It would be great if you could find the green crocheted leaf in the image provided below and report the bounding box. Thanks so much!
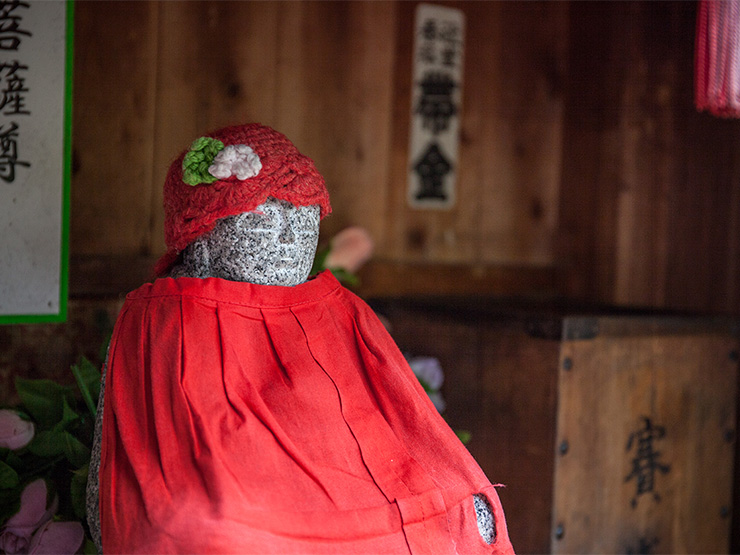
[182,137,225,186]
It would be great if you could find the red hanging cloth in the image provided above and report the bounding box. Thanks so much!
[696,0,740,117]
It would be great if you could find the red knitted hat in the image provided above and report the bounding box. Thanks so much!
[155,123,331,277]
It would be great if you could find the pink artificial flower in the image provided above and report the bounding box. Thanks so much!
[0,479,83,555]
[27,521,84,555]
[0,409,34,450]
[324,227,374,273]
[0,480,57,554]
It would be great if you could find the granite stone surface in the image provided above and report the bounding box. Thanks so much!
[474,492,495,544]
[170,198,320,285]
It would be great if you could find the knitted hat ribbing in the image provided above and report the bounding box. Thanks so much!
[155,123,331,277]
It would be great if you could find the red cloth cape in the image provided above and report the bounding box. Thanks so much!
[99,271,514,554]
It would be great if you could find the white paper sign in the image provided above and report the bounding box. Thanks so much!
[407,3,465,210]
[0,0,72,323]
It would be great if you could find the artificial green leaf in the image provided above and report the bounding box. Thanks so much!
[79,356,101,404]
[329,267,359,286]
[52,396,80,433]
[82,538,97,555]
[0,459,19,490]
[416,376,433,394]
[28,430,67,458]
[182,137,224,185]
[13,409,32,422]
[74,357,100,395]
[64,433,90,468]
[0,460,19,491]
[99,336,111,364]
[71,356,100,417]
[70,464,88,520]
[29,429,90,468]
[15,378,70,430]
[310,245,330,275]
[4,450,23,470]
[455,429,472,445]
[0,487,21,522]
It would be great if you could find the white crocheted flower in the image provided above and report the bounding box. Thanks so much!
[209,144,262,180]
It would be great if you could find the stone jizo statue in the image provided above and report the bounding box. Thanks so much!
[87,123,513,554]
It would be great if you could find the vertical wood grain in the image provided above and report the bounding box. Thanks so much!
[280,2,397,246]
[148,1,284,257]
[71,1,159,256]
[559,1,740,313]
[67,1,740,311]
[474,2,567,267]
[479,325,559,554]
[312,2,397,246]
[558,1,633,304]
[146,2,397,260]
[552,322,736,553]
[385,1,567,266]
[611,2,674,306]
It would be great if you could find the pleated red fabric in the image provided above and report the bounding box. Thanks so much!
[99,271,514,554]
[695,0,740,117]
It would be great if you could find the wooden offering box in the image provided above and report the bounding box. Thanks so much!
[370,298,738,554]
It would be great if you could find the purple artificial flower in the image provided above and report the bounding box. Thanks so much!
[0,409,35,450]
[408,356,444,391]
[427,391,447,414]
[0,479,83,555]
[407,356,447,413]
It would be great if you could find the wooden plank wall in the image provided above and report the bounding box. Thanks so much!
[382,3,567,264]
[71,0,398,281]
[5,1,740,548]
[69,0,566,299]
[69,1,740,313]
[11,0,740,409]
[6,3,740,403]
[559,1,740,314]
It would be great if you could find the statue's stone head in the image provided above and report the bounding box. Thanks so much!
[172,198,320,286]
[156,123,331,285]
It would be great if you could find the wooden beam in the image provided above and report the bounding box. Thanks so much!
[356,259,563,298]
[70,255,157,298]
[70,254,562,300]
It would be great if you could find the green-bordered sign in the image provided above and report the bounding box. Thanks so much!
[0,0,73,324]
